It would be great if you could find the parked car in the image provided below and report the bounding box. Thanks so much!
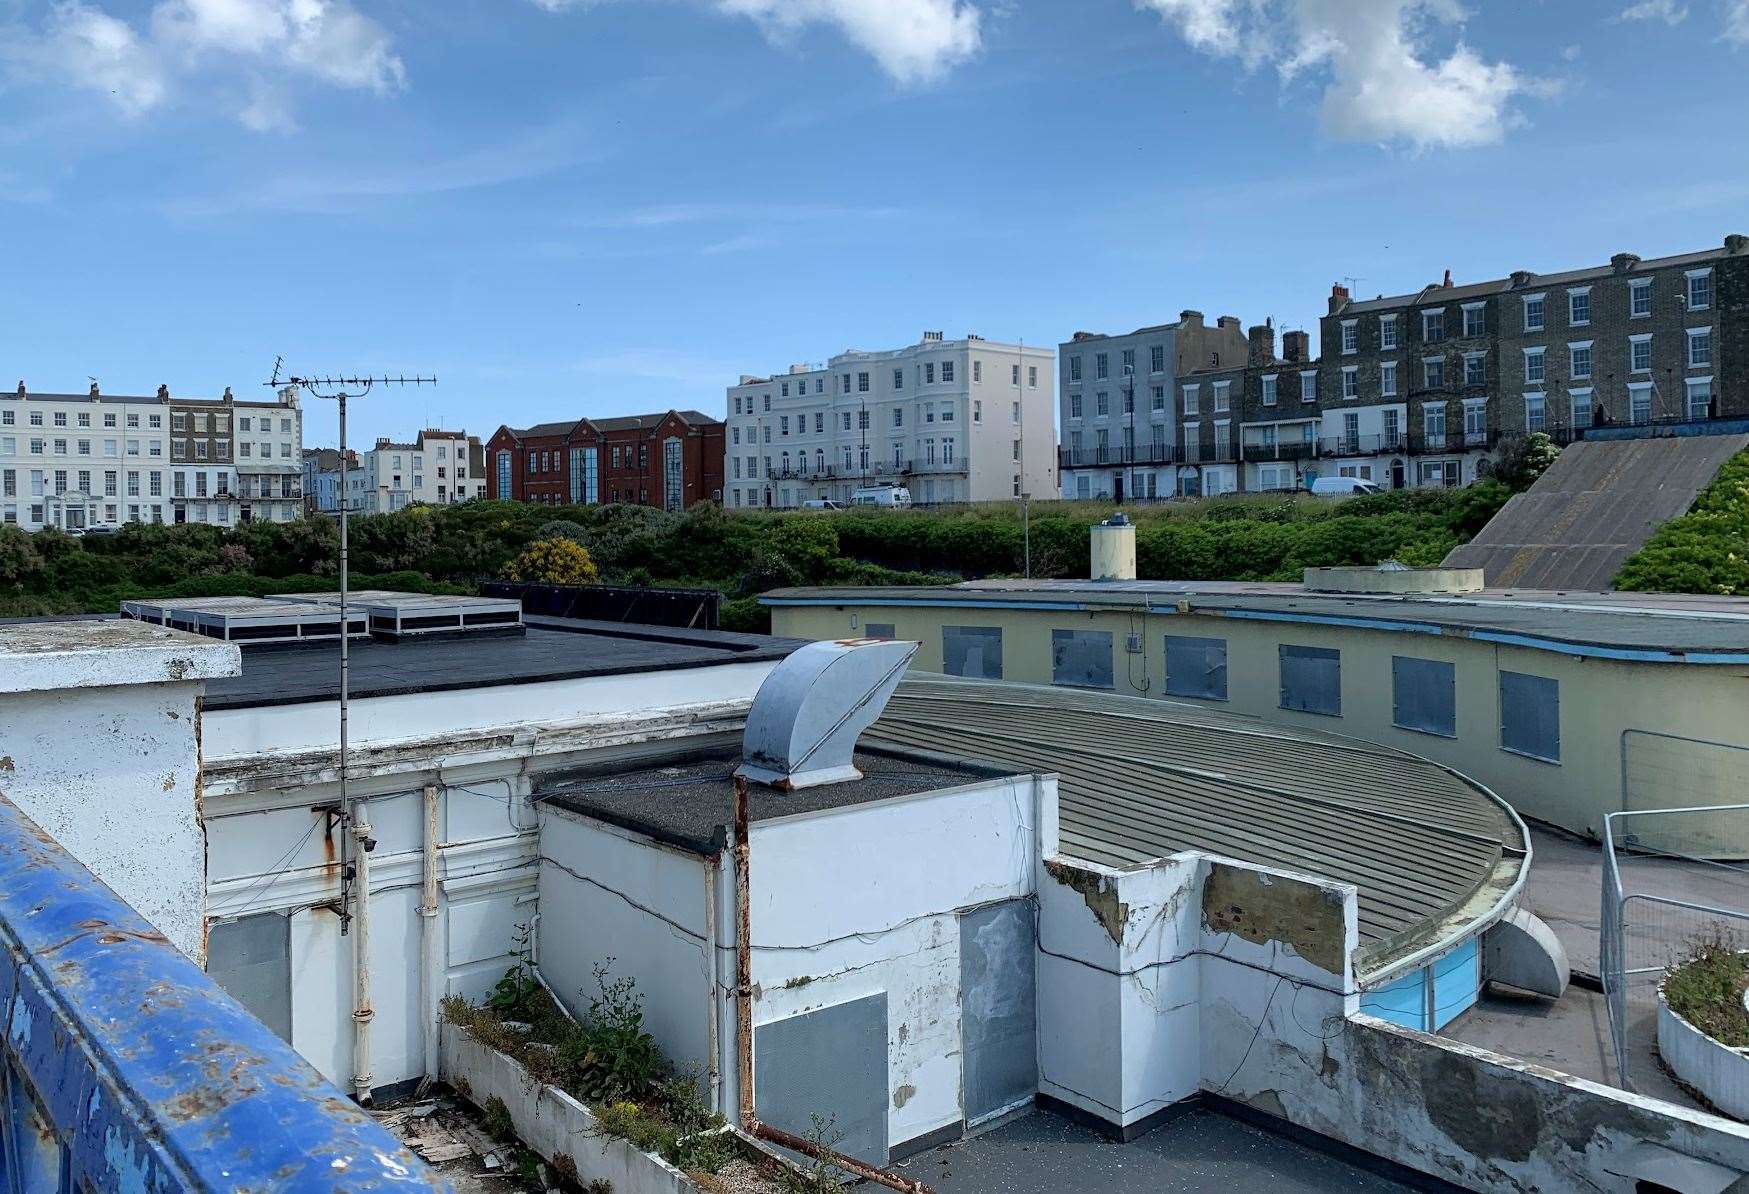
[1308,476,1381,497]
[849,485,912,508]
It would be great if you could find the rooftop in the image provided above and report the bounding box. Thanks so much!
[866,676,1523,975]
[201,616,801,709]
[762,579,1749,664]
[537,748,994,854]
[1337,236,1747,315]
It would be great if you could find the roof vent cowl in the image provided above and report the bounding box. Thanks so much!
[736,639,918,790]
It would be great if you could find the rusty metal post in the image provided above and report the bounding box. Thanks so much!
[730,774,933,1194]
[733,774,755,1130]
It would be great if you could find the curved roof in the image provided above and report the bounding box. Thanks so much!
[867,675,1527,977]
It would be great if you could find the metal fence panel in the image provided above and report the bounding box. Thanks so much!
[1623,732,1749,857]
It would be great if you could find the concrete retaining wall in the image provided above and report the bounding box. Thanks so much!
[441,1023,699,1193]
[1658,992,1749,1121]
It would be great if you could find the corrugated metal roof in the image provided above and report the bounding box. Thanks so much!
[867,676,1523,973]
[1445,435,1749,590]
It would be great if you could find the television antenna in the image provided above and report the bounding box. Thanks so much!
[265,361,434,1107]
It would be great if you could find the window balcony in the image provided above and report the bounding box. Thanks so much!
[1319,434,1409,456]
[1240,438,1318,463]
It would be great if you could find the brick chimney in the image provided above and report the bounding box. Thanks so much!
[1178,309,1204,328]
[156,384,169,399]
[1283,330,1310,363]
[1217,315,1241,332]
[88,381,99,398]
[1510,270,1534,288]
[1727,234,1748,255]
[1442,269,1453,288]
[15,381,24,398]
[1611,252,1641,274]
[1328,282,1351,315]
[1248,322,1276,366]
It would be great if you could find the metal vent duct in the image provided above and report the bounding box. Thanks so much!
[736,638,917,790]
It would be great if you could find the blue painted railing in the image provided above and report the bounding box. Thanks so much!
[0,794,451,1193]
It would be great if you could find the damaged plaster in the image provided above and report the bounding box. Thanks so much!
[1044,858,1128,945]
[1201,863,1346,976]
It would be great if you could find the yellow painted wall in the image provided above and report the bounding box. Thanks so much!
[777,601,1749,846]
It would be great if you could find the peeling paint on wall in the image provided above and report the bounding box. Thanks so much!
[1201,863,1346,975]
[1044,858,1128,944]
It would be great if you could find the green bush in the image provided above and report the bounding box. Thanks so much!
[1616,450,1749,594]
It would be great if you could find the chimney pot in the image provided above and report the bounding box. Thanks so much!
[1442,269,1453,288]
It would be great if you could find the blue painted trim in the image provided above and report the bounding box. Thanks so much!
[760,595,1093,612]
[0,794,449,1193]
[762,593,1749,665]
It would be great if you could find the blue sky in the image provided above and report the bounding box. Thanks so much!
[2,0,1747,445]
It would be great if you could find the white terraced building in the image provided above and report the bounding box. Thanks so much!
[725,331,1058,508]
[1,383,175,529]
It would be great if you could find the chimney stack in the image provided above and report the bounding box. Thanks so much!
[1282,330,1310,363]
[1442,269,1453,288]
[1328,282,1351,315]
[1178,309,1204,328]
[156,384,169,399]
[1611,253,1641,274]
[15,381,24,398]
[1727,234,1748,256]
[1247,322,1276,366]
[1510,270,1534,288]
[223,386,234,400]
[1217,315,1241,332]
[88,381,100,398]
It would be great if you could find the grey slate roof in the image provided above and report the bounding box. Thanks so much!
[1339,245,1736,315]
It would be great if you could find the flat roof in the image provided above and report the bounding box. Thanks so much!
[201,617,802,710]
[866,677,1523,976]
[537,749,995,854]
[762,579,1749,664]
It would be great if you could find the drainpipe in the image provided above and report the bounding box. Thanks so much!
[705,852,722,1116]
[731,776,933,1194]
[417,784,440,1091]
[351,799,376,1105]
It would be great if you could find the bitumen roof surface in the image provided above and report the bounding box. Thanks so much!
[200,616,802,710]
[864,677,1524,974]
[905,1109,1430,1193]
[762,578,1749,662]
[536,749,994,853]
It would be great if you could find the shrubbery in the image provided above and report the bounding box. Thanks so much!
[1616,450,1749,595]
[3,486,1529,619]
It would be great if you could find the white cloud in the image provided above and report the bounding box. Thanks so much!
[1618,0,1688,23]
[1137,0,1543,150]
[2,0,403,129]
[1726,0,1749,43]
[531,0,982,84]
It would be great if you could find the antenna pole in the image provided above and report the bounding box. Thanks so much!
[266,367,434,1107]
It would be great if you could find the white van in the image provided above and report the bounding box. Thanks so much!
[849,485,913,508]
[801,498,844,510]
[1309,476,1382,496]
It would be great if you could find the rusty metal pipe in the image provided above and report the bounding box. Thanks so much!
[730,774,934,1194]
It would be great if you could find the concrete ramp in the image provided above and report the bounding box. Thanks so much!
[1445,435,1749,591]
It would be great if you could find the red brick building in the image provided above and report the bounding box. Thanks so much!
[486,410,725,509]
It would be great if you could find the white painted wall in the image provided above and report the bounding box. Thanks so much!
[741,774,1047,1149]
[536,808,715,1078]
[0,621,238,960]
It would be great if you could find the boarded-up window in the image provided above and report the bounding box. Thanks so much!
[1165,635,1227,701]
[1051,629,1113,689]
[1392,656,1456,737]
[943,626,1003,679]
[1500,671,1560,762]
[864,623,895,641]
[1279,644,1341,716]
[207,912,291,1043]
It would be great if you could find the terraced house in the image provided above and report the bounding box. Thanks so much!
[1320,233,1749,489]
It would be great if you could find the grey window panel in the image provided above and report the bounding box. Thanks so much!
[206,912,292,1043]
[943,626,1003,679]
[864,623,896,641]
[960,901,1036,1126]
[1392,656,1456,737]
[1165,635,1228,701]
[1051,629,1114,690]
[1500,671,1560,762]
[1279,644,1341,716]
[755,992,888,1167]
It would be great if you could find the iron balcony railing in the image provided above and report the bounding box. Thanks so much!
[1319,434,1409,456]
[1240,438,1318,462]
